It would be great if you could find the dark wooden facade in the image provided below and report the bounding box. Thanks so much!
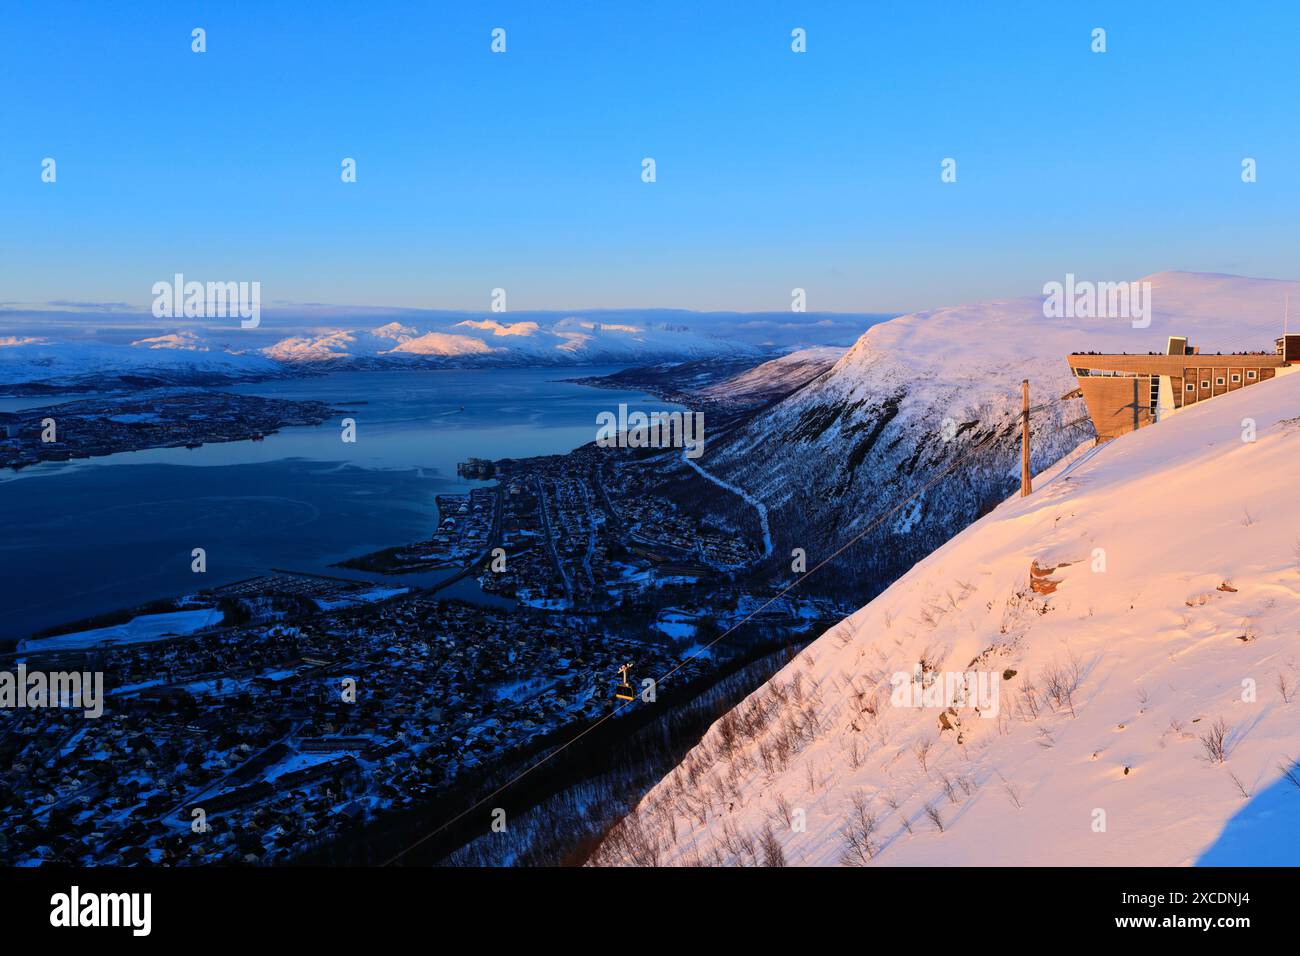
[1068,338,1291,442]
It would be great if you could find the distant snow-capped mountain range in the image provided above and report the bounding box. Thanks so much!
[258,317,764,364]
[0,309,883,390]
[0,333,282,390]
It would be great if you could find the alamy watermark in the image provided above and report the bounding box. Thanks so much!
[890,667,1000,718]
[50,886,150,936]
[1042,273,1151,329]
[1,665,103,718]
[596,404,705,459]
[151,273,261,328]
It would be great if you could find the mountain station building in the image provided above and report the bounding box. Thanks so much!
[1067,334,1300,442]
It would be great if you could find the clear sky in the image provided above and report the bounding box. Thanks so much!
[2,1,1297,315]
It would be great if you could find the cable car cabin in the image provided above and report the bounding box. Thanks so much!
[613,664,635,702]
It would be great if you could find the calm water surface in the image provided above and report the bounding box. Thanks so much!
[0,366,681,642]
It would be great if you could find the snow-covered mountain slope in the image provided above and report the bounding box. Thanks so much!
[700,271,1300,598]
[386,331,498,356]
[594,367,1300,866]
[260,322,484,361]
[699,346,844,407]
[129,330,212,351]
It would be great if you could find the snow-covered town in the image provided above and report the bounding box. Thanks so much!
[1,431,848,865]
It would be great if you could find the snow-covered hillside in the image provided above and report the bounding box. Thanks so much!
[699,346,843,407]
[700,271,1300,598]
[593,366,1300,866]
[260,321,429,361]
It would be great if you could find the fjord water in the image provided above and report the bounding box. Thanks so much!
[0,367,682,643]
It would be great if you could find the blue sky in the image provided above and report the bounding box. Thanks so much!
[2,1,1297,314]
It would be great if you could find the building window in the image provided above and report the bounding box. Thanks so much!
[1247,370,1257,379]
[1201,381,1210,389]
[1216,377,1225,386]
[1185,383,1195,392]
[1231,374,1241,383]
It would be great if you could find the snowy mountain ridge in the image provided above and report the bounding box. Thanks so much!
[699,346,844,406]
[260,315,765,365]
[0,335,281,389]
[695,271,1300,600]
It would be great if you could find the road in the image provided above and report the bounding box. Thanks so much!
[534,476,574,605]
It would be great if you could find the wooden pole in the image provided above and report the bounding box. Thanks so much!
[1021,379,1032,497]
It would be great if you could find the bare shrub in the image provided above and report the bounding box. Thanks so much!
[1002,779,1023,809]
[685,751,704,788]
[735,827,757,865]
[885,792,912,834]
[938,772,959,805]
[717,710,740,758]
[924,803,944,833]
[860,690,879,720]
[591,812,662,866]
[913,737,933,772]
[848,738,862,769]
[999,591,1019,634]
[839,791,879,865]
[1200,717,1230,764]
[1041,656,1082,718]
[771,793,793,828]
[1017,678,1040,720]
[1279,757,1300,791]
[759,826,786,867]
[1228,772,1250,799]
[1278,673,1294,704]
[802,702,823,739]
